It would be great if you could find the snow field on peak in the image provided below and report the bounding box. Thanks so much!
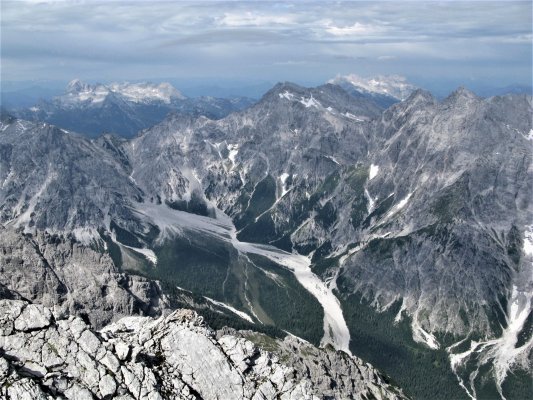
[278,90,295,100]
[61,80,184,105]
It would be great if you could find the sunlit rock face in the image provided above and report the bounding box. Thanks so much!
[0,299,405,400]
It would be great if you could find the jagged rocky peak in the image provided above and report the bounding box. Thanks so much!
[264,81,351,104]
[378,87,436,129]
[442,86,481,108]
[261,81,309,102]
[0,299,406,400]
[328,73,418,101]
[256,80,383,119]
[404,88,436,104]
[65,78,93,94]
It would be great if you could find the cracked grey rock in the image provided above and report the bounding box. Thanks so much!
[14,304,52,331]
[99,374,117,397]
[0,299,405,400]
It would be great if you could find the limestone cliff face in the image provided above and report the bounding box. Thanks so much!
[0,227,169,329]
[0,300,406,400]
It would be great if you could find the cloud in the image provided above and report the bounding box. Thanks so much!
[377,56,396,61]
[324,21,386,37]
[273,60,308,66]
[217,11,296,27]
[0,0,531,89]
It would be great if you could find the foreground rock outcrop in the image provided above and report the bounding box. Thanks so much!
[0,227,170,329]
[0,299,406,399]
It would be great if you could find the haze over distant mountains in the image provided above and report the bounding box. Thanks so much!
[9,79,255,138]
[7,75,414,139]
[2,74,531,110]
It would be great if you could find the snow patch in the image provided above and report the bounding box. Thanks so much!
[108,82,184,103]
[227,143,239,166]
[448,226,533,398]
[364,188,375,213]
[204,296,254,323]
[344,112,364,121]
[385,192,412,219]
[368,164,379,180]
[524,129,533,141]
[279,173,290,198]
[74,85,110,103]
[325,155,340,165]
[278,91,295,100]
[412,318,440,349]
[299,96,321,108]
[62,80,184,106]
[328,74,417,101]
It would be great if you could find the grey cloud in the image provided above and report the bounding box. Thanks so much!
[0,1,530,88]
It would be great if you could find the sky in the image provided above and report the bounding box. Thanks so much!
[1,0,532,95]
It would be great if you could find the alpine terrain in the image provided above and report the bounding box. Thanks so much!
[0,77,531,399]
[11,80,255,138]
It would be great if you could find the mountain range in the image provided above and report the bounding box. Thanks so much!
[10,80,255,138]
[0,78,531,399]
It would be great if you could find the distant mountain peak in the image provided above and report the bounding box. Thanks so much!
[405,88,436,104]
[328,73,418,101]
[61,79,186,105]
[65,78,88,93]
[445,86,479,102]
[66,78,83,92]
[107,81,186,103]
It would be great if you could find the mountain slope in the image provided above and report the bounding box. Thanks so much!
[0,82,531,399]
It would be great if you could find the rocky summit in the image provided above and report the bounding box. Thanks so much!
[0,299,405,400]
